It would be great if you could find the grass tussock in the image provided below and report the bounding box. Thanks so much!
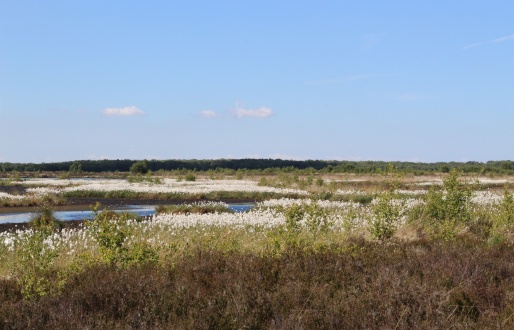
[155,203,233,215]
[0,241,513,329]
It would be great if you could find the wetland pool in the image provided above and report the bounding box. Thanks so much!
[0,204,254,224]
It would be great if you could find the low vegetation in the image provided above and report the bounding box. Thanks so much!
[1,241,513,329]
[3,158,514,175]
[1,168,514,328]
[155,202,233,215]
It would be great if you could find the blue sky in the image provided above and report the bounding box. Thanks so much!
[1,1,513,163]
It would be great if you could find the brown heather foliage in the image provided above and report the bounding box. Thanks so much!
[0,240,513,329]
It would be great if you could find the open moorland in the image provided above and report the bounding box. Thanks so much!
[1,163,514,328]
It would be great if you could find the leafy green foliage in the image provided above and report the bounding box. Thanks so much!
[427,170,472,223]
[368,165,405,240]
[423,170,473,240]
[29,206,62,233]
[15,230,59,299]
[489,189,514,243]
[130,160,149,174]
[86,203,157,267]
[13,206,60,299]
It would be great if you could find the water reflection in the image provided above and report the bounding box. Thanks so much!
[0,203,254,224]
[0,206,155,224]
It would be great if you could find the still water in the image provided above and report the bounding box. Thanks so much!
[0,204,254,224]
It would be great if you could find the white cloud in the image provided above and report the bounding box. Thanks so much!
[492,34,514,43]
[200,110,220,118]
[101,106,145,116]
[231,106,273,119]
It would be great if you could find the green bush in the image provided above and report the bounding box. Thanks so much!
[369,191,404,240]
[368,165,404,240]
[130,160,149,174]
[423,170,473,240]
[14,206,60,299]
[427,170,472,223]
[29,203,64,232]
[86,203,156,268]
[185,173,196,181]
[14,230,59,299]
[489,189,514,243]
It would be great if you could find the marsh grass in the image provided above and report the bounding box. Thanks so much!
[61,189,303,201]
[2,171,514,327]
[155,203,233,215]
[127,172,164,184]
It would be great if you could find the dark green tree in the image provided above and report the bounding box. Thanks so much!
[501,161,512,171]
[130,160,149,174]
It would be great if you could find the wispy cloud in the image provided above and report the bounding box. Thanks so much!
[101,106,145,116]
[200,110,220,118]
[492,34,514,43]
[462,42,483,50]
[308,73,388,86]
[463,33,514,50]
[230,106,273,119]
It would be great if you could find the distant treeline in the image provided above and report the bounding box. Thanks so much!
[1,159,514,174]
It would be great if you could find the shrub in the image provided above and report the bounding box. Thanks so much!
[130,160,149,174]
[185,173,196,181]
[369,192,404,240]
[258,177,269,186]
[423,170,473,240]
[13,206,61,299]
[29,206,63,232]
[489,189,514,243]
[368,165,404,240]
